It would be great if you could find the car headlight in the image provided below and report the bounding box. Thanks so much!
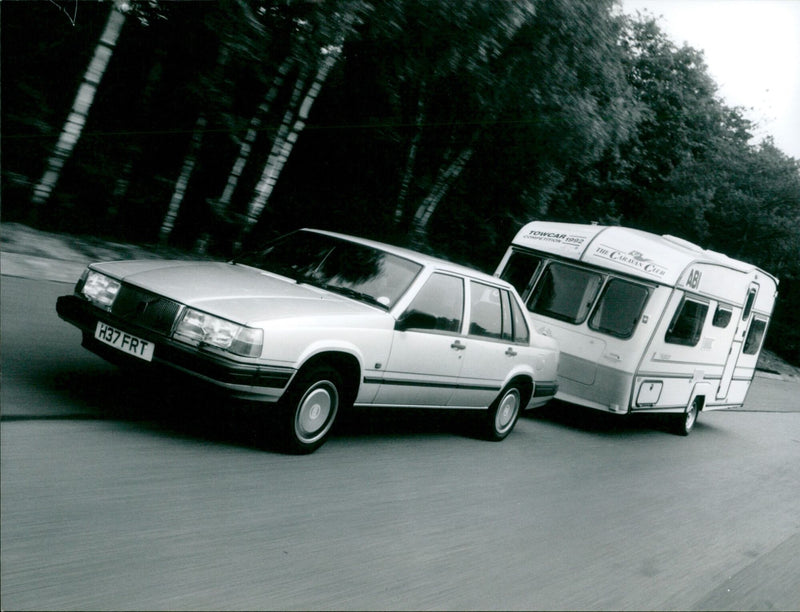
[79,270,121,310]
[173,308,263,358]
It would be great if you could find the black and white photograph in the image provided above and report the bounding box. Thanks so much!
[2,0,799,609]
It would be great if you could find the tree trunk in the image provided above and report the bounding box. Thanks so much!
[242,10,357,239]
[108,58,164,221]
[217,58,294,211]
[31,6,126,206]
[397,3,533,239]
[243,50,341,235]
[394,82,427,225]
[242,68,310,234]
[159,45,230,246]
[410,144,476,245]
[159,114,207,245]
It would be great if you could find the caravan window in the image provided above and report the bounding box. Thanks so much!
[712,304,733,328]
[589,279,649,339]
[665,298,709,347]
[500,251,542,299]
[742,287,758,319]
[528,263,603,324]
[743,318,767,355]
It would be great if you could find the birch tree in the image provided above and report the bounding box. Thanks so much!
[410,136,479,244]
[216,58,294,211]
[243,57,328,234]
[398,0,536,243]
[394,80,426,223]
[158,115,207,244]
[157,0,264,246]
[108,56,164,220]
[31,3,126,206]
[241,5,365,239]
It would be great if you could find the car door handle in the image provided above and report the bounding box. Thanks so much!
[505,347,518,357]
[451,340,466,351]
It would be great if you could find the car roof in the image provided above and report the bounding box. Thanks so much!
[303,228,512,289]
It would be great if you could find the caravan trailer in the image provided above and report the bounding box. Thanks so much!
[495,221,778,434]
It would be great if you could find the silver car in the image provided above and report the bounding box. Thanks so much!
[57,229,559,453]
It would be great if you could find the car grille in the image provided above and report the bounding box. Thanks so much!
[111,285,182,335]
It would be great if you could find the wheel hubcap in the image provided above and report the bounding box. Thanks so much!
[686,404,698,431]
[495,389,520,434]
[296,383,337,443]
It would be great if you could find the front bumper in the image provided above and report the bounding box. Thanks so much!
[56,294,293,401]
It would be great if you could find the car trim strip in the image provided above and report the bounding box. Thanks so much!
[363,376,500,393]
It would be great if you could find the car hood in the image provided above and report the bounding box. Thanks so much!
[90,260,388,325]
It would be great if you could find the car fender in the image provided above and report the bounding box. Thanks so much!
[293,339,368,375]
[500,363,537,396]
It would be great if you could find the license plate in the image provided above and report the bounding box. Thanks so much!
[94,322,154,362]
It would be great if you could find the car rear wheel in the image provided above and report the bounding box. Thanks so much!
[278,365,341,454]
[483,384,522,441]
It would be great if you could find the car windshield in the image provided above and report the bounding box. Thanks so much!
[236,230,423,310]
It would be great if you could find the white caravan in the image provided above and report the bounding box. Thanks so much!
[495,221,778,434]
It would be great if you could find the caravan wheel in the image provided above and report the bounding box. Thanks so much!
[673,398,700,436]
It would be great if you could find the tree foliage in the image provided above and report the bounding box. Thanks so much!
[2,0,799,361]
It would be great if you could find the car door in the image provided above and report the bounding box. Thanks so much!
[374,272,466,407]
[449,281,525,409]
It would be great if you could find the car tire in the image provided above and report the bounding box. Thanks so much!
[673,398,700,436]
[483,384,523,441]
[278,365,341,454]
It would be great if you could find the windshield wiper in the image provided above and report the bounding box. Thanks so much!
[318,283,387,309]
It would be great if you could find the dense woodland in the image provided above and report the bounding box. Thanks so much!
[2,0,799,362]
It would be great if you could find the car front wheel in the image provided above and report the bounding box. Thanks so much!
[278,365,341,454]
[483,384,523,441]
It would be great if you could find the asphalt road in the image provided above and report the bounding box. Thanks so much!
[2,275,799,611]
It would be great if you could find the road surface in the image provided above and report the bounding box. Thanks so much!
[2,275,799,610]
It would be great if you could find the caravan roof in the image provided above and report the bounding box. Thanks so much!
[509,221,776,288]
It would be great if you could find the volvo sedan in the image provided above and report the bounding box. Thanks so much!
[57,229,559,453]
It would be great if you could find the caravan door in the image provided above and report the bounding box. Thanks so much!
[717,283,758,400]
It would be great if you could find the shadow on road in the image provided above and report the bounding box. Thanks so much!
[16,364,481,452]
[11,355,719,451]
[525,399,699,437]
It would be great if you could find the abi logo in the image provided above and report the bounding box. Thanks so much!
[686,269,702,290]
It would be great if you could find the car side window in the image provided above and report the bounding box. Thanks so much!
[469,281,503,339]
[500,290,514,342]
[508,292,530,344]
[399,272,464,333]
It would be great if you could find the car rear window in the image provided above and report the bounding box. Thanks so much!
[469,281,503,339]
